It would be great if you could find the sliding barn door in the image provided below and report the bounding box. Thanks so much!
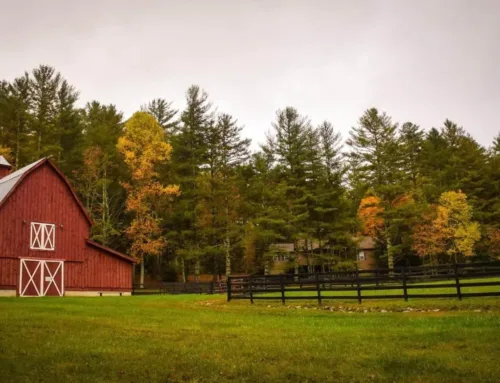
[19,259,64,297]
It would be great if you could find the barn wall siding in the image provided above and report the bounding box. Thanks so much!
[0,163,132,293]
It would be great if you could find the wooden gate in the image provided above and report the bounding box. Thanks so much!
[19,259,64,297]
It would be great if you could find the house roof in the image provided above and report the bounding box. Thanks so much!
[0,158,92,225]
[0,155,11,168]
[272,243,295,253]
[356,236,375,250]
[86,239,136,263]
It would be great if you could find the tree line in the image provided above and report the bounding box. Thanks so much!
[1,65,499,283]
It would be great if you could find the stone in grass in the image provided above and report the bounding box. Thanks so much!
[473,309,481,312]
[380,309,387,313]
[433,309,440,312]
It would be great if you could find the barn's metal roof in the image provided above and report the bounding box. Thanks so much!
[0,156,11,167]
[0,158,45,204]
[86,239,136,263]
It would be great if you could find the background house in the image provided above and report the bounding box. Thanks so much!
[355,236,377,270]
[267,236,378,274]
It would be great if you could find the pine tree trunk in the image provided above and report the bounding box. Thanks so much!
[15,117,20,168]
[195,259,200,282]
[387,235,394,274]
[38,132,42,156]
[181,257,186,283]
[140,259,145,288]
[294,241,299,280]
[225,236,231,277]
[102,164,107,245]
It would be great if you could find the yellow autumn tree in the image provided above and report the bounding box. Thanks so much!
[117,112,180,287]
[412,190,480,263]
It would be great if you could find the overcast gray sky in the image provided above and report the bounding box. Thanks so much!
[1,0,499,149]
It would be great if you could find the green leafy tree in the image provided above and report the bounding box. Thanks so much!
[78,102,125,248]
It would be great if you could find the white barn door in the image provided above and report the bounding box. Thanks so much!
[19,259,64,297]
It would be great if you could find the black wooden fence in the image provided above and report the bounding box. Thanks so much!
[227,262,500,304]
[133,281,226,295]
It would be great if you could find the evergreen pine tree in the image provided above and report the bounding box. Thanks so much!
[141,98,178,135]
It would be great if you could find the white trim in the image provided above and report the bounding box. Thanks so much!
[61,261,65,296]
[43,261,63,296]
[30,222,56,251]
[358,251,366,261]
[19,259,64,297]
[19,259,43,296]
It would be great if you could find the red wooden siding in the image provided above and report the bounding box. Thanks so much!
[0,258,18,289]
[0,162,133,292]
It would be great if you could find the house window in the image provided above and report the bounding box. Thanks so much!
[273,254,290,262]
[30,223,55,251]
[358,251,366,261]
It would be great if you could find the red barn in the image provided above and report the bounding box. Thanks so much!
[0,156,135,297]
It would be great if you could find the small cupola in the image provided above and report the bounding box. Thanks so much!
[0,156,12,179]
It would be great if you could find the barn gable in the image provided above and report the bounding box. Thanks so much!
[0,158,92,225]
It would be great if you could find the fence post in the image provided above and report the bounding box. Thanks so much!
[280,274,286,305]
[402,266,408,302]
[249,275,254,304]
[316,273,322,305]
[454,263,462,301]
[227,277,232,302]
[356,268,362,304]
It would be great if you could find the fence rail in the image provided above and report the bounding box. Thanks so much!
[227,262,500,304]
[133,281,226,295]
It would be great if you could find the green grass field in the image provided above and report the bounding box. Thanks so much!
[1,295,500,383]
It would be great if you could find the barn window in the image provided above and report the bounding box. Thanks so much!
[30,223,56,251]
[358,251,366,261]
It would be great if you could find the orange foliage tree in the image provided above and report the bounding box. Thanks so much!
[486,228,500,259]
[357,195,384,238]
[358,193,418,270]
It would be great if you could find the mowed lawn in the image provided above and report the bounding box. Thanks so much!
[1,295,500,383]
